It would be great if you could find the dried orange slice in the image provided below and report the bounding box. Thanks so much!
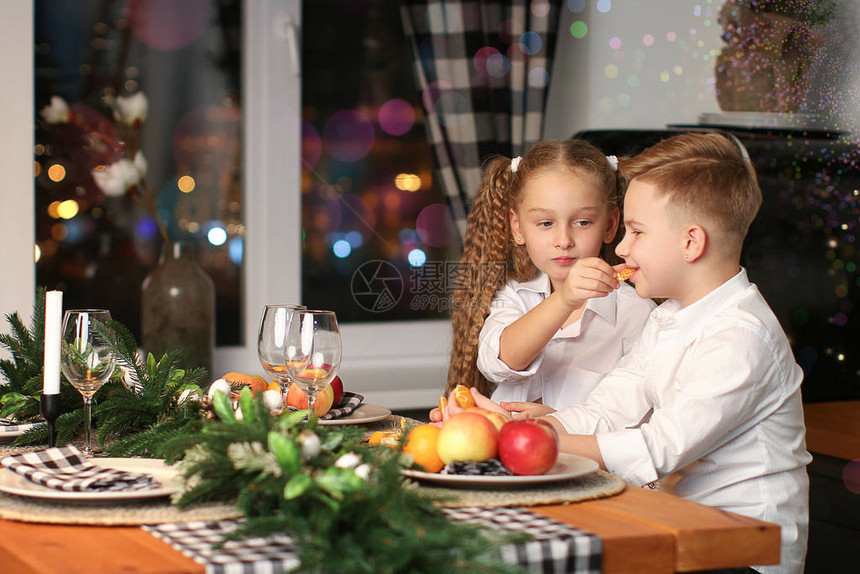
[367,430,400,447]
[453,385,476,409]
[616,268,636,282]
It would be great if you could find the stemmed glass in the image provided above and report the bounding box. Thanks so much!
[283,310,341,419]
[257,304,306,393]
[60,310,117,456]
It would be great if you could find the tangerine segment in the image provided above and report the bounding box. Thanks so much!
[617,268,636,281]
[453,385,476,409]
[438,395,448,412]
[403,424,444,473]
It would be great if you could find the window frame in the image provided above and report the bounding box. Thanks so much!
[1,0,448,409]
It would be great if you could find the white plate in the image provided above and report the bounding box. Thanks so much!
[0,457,180,502]
[318,403,391,426]
[401,453,598,487]
[0,422,43,442]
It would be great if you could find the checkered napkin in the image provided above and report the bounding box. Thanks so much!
[286,392,364,421]
[143,506,601,574]
[0,446,160,492]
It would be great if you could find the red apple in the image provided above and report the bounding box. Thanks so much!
[497,419,559,475]
[437,411,499,464]
[285,382,334,416]
[329,376,344,407]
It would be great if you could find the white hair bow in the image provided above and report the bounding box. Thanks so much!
[606,155,618,172]
[511,156,522,173]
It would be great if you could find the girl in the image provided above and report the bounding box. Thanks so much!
[444,139,654,410]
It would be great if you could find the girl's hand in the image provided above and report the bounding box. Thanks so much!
[559,257,618,309]
[500,401,556,420]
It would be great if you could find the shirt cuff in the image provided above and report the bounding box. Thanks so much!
[596,429,658,486]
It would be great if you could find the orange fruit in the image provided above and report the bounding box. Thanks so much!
[453,385,476,409]
[403,424,444,473]
[222,372,269,395]
[267,381,281,392]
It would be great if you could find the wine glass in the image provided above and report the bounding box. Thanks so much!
[283,310,341,418]
[60,310,117,456]
[257,304,306,393]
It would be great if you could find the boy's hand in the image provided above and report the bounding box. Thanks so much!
[560,257,618,309]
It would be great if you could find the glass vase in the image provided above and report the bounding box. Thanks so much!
[141,242,215,377]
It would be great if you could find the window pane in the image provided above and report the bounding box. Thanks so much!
[302,1,460,322]
[34,0,243,346]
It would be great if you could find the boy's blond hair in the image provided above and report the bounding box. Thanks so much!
[619,132,762,257]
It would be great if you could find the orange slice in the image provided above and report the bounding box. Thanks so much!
[617,268,636,282]
[438,395,448,412]
[453,385,476,409]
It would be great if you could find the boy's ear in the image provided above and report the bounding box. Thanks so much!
[683,224,707,262]
[604,206,621,243]
[509,208,525,245]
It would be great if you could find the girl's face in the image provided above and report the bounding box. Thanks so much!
[510,168,619,291]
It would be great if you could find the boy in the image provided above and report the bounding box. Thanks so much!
[448,132,811,574]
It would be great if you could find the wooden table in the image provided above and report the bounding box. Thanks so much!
[0,484,779,574]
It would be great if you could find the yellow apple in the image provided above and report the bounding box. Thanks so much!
[468,407,511,431]
[436,411,499,464]
[285,382,334,416]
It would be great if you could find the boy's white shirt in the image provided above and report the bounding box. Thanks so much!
[478,273,655,409]
[550,268,811,574]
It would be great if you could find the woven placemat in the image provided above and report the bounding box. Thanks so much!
[0,491,243,526]
[410,469,626,508]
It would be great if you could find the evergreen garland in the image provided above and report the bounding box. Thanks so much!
[161,389,529,574]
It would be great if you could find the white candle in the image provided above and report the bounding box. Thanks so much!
[43,290,62,395]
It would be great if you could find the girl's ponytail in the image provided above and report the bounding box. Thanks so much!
[446,156,514,395]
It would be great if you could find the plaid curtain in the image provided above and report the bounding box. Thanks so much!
[401,0,561,239]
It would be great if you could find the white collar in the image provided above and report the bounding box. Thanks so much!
[652,268,749,340]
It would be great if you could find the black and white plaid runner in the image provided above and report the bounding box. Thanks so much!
[0,445,160,492]
[286,392,364,421]
[144,506,601,574]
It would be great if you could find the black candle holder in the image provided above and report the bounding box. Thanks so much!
[40,393,60,448]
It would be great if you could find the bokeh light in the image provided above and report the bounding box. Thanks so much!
[129,0,211,50]
[570,21,588,39]
[844,459,860,494]
[207,225,227,246]
[596,0,612,14]
[302,121,323,169]
[34,244,41,263]
[333,239,351,258]
[518,31,543,56]
[528,67,550,89]
[567,0,585,13]
[408,248,427,267]
[56,200,79,219]
[322,109,375,162]
[395,173,422,192]
[473,47,501,77]
[177,175,195,193]
[228,237,244,265]
[609,37,622,50]
[378,99,415,136]
[47,164,66,182]
[416,203,456,247]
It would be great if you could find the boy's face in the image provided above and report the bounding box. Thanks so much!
[510,169,619,292]
[615,179,687,301]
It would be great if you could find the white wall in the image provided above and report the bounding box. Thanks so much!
[0,3,35,331]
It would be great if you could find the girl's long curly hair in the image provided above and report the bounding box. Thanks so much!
[445,139,620,396]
